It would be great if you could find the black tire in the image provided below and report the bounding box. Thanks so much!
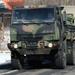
[55,50,66,69]
[11,52,24,70]
[11,58,23,70]
[66,53,74,65]
[66,41,74,65]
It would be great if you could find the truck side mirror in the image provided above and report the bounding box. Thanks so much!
[62,11,67,25]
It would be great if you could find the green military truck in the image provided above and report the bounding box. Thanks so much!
[65,14,75,65]
[8,5,74,69]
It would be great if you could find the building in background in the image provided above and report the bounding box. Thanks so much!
[0,13,11,52]
[0,0,24,51]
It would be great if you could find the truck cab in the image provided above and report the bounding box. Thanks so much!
[8,5,67,69]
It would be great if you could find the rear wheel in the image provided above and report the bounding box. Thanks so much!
[66,53,74,65]
[66,41,74,65]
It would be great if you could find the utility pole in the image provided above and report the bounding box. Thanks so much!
[1,13,4,41]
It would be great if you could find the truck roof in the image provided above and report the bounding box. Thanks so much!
[14,5,64,10]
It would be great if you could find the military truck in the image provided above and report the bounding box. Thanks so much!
[8,5,72,69]
[65,14,75,65]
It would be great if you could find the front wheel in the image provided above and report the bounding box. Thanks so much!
[11,52,24,70]
[11,58,23,70]
[55,50,66,69]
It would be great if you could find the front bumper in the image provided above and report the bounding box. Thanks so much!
[7,42,59,55]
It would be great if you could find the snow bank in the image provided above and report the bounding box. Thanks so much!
[0,27,10,52]
[0,53,11,65]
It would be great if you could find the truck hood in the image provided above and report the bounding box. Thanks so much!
[11,23,55,41]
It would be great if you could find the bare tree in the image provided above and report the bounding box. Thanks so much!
[24,0,75,5]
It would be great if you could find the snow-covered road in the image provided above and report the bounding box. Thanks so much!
[0,53,11,65]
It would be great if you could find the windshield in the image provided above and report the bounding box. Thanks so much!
[11,8,54,24]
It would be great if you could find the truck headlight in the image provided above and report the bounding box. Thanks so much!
[14,44,18,48]
[48,43,53,48]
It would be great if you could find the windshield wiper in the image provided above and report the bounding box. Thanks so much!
[12,21,23,25]
[12,19,54,25]
[36,20,54,25]
[12,20,31,25]
[22,19,53,24]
